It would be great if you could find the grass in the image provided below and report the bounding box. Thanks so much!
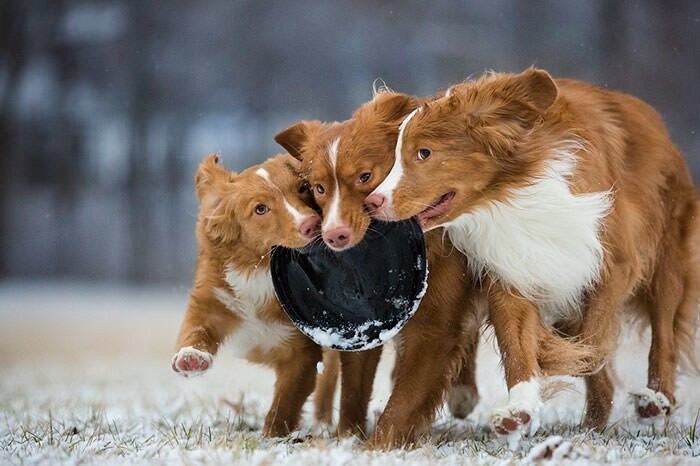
[2,385,700,465]
[1,282,699,465]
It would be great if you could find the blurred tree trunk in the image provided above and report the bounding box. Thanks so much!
[0,1,28,276]
[165,116,189,282]
[126,1,154,282]
[599,0,626,86]
[48,0,84,277]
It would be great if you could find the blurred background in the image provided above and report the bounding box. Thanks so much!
[1,0,699,285]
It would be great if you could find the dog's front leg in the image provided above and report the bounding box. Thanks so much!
[488,285,543,446]
[367,309,464,450]
[263,340,322,438]
[172,297,237,377]
[337,346,383,437]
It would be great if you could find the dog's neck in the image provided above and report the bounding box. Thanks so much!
[202,239,275,310]
[445,140,612,316]
[211,238,272,275]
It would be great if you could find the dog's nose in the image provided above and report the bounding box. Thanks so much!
[365,193,386,212]
[299,216,321,240]
[323,226,352,249]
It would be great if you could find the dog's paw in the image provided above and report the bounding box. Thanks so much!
[447,384,479,419]
[492,408,532,435]
[491,379,542,448]
[492,408,538,449]
[171,346,213,378]
[526,435,574,462]
[629,388,671,424]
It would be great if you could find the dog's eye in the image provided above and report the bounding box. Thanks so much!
[299,181,311,193]
[255,204,269,215]
[417,148,432,160]
[358,172,372,184]
[315,184,326,195]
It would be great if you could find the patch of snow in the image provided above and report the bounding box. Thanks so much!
[2,282,700,465]
[525,435,574,462]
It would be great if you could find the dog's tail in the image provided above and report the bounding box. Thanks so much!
[676,198,700,375]
[536,324,602,377]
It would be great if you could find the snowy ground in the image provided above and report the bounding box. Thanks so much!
[1,281,699,465]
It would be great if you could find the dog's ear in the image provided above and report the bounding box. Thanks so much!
[195,155,240,243]
[370,92,420,123]
[460,68,558,127]
[451,69,558,156]
[195,154,235,208]
[201,205,240,244]
[274,121,323,161]
[501,68,558,114]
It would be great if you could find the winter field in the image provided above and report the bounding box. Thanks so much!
[1,281,700,465]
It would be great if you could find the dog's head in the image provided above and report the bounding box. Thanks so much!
[366,68,558,230]
[195,154,321,254]
[274,92,420,251]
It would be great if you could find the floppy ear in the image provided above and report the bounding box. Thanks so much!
[194,155,240,244]
[202,206,240,244]
[458,69,558,155]
[274,121,323,161]
[500,68,558,115]
[370,92,421,123]
[195,154,235,210]
[280,154,303,174]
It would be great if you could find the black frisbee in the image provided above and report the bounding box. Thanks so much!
[271,218,428,351]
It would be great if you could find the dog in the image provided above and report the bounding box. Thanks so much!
[365,68,700,439]
[277,90,600,446]
[173,153,344,436]
[276,115,481,449]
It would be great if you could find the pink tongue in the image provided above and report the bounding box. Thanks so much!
[421,198,444,219]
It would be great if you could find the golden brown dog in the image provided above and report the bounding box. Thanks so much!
[365,69,700,439]
[173,154,346,436]
[275,91,595,448]
[277,116,480,449]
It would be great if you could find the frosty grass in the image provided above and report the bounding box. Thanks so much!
[1,282,699,465]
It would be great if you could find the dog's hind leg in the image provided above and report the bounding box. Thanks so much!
[632,199,700,423]
[447,315,480,419]
[313,350,340,426]
[264,340,322,437]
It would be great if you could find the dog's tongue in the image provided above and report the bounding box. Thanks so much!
[418,192,455,225]
[271,218,428,351]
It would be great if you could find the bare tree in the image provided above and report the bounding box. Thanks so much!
[0,1,28,276]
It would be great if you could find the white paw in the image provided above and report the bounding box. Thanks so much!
[447,384,479,419]
[171,346,213,378]
[629,388,671,424]
[526,435,574,462]
[491,379,542,449]
[492,407,537,449]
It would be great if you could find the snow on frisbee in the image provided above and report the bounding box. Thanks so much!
[271,218,428,351]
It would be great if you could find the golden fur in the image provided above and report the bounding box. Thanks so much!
[174,154,354,436]
[276,109,482,449]
[365,69,700,430]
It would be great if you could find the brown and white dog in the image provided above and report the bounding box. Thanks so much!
[274,91,596,447]
[173,154,346,436]
[276,116,481,450]
[365,69,700,439]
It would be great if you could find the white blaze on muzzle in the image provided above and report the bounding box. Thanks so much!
[369,108,421,214]
[322,137,343,230]
[255,168,307,228]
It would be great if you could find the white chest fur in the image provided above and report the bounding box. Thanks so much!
[213,266,294,357]
[446,157,612,318]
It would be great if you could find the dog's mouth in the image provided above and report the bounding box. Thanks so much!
[416,192,455,228]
